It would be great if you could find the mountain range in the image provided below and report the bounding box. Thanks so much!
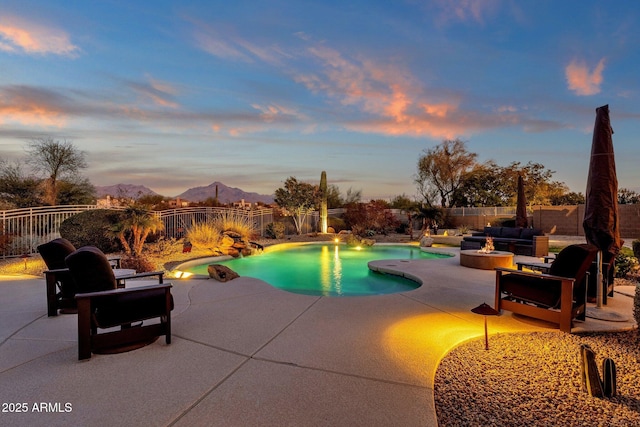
[95,181,275,204]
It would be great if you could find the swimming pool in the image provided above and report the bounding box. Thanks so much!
[181,243,451,297]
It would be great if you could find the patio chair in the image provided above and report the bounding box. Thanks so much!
[38,238,79,315]
[495,244,598,333]
[65,246,173,360]
[38,238,162,316]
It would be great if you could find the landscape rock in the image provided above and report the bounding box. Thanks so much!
[207,264,239,282]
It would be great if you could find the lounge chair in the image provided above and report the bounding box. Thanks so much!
[65,246,173,360]
[38,238,162,316]
[495,244,598,332]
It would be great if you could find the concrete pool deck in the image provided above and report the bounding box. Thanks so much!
[0,245,636,426]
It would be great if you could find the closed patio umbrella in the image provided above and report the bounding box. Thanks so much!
[583,105,624,320]
[515,174,528,228]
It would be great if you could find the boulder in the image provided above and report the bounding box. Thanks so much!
[207,264,240,282]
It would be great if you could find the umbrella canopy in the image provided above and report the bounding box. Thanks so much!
[583,104,621,257]
[515,174,528,228]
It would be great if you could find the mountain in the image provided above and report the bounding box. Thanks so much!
[95,184,160,199]
[176,181,274,204]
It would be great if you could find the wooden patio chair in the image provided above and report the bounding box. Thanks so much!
[66,246,173,360]
[38,238,162,316]
[495,244,598,332]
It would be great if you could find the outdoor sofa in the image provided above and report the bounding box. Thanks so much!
[460,226,549,257]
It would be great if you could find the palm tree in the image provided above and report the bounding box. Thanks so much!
[111,206,164,256]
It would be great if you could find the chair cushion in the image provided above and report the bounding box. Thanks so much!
[501,273,562,307]
[65,246,117,293]
[520,228,537,240]
[484,227,503,237]
[549,244,598,284]
[94,288,174,329]
[501,227,523,239]
[38,238,76,270]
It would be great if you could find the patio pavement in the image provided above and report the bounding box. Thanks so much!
[0,244,636,427]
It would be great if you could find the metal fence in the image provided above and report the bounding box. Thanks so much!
[158,207,273,240]
[1,205,274,258]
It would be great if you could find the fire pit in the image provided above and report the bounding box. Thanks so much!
[459,249,514,270]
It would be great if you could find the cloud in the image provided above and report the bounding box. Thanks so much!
[0,85,70,126]
[125,76,180,108]
[432,0,501,25]
[294,44,475,138]
[0,15,79,56]
[191,22,285,66]
[565,58,605,96]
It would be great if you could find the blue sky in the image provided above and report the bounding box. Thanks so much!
[1,0,639,200]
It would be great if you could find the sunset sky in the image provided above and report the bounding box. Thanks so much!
[1,0,639,200]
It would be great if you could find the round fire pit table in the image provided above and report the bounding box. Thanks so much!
[459,250,514,270]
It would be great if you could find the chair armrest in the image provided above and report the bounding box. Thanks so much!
[115,270,164,283]
[495,267,575,283]
[107,256,122,268]
[75,283,172,300]
[44,268,70,275]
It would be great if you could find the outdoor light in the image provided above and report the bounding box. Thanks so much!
[471,302,499,350]
[174,270,193,279]
[20,253,31,271]
[334,238,340,244]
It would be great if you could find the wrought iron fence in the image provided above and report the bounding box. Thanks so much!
[445,207,518,216]
[1,205,274,258]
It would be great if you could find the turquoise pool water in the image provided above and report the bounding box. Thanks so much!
[183,244,449,296]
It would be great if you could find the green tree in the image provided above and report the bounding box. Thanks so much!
[0,160,42,208]
[56,178,96,205]
[26,136,88,205]
[325,184,343,208]
[550,191,585,205]
[618,188,639,204]
[274,177,319,235]
[415,139,477,207]
[452,160,568,207]
[390,194,420,239]
[451,161,510,207]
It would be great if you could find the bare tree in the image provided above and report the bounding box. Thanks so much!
[26,136,87,205]
[415,139,477,207]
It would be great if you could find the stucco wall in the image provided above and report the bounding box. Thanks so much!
[448,204,640,238]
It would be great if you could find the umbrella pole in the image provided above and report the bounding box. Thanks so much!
[596,251,603,309]
[586,250,628,322]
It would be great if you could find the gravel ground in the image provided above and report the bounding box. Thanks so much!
[434,329,640,426]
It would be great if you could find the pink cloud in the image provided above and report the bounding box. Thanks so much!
[0,86,67,126]
[565,58,605,96]
[295,45,470,139]
[0,15,79,56]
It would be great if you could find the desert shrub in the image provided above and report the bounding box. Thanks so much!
[216,210,255,241]
[119,254,156,273]
[615,252,639,278]
[186,220,222,251]
[146,237,182,258]
[395,222,409,234]
[634,286,640,328]
[265,222,286,239]
[59,209,123,253]
[328,217,346,233]
[456,225,472,235]
[343,200,398,236]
